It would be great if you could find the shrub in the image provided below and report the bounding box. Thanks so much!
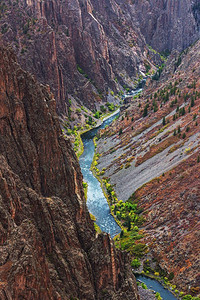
[83,182,88,188]
[131,258,141,268]
[155,292,162,300]
[125,162,131,169]
[141,283,148,290]
[100,105,106,112]
[94,111,100,119]
[168,272,174,280]
[186,126,190,132]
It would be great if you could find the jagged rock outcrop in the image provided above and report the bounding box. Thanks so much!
[0,43,139,299]
[133,0,200,52]
[0,0,149,114]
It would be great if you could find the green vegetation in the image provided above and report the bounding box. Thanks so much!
[162,116,166,126]
[155,292,162,300]
[131,258,141,268]
[141,282,148,290]
[152,63,165,81]
[106,102,115,111]
[174,54,182,69]
[182,295,200,300]
[83,181,88,199]
[143,104,148,117]
[94,111,101,119]
[182,132,186,139]
[119,128,123,135]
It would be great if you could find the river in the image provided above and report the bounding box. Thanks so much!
[79,110,121,238]
[136,275,178,300]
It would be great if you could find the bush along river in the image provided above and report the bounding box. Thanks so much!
[79,95,178,300]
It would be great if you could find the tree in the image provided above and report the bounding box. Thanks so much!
[168,272,174,280]
[127,219,131,231]
[143,105,148,117]
[182,107,185,116]
[119,128,123,135]
[162,116,166,126]
[191,97,195,107]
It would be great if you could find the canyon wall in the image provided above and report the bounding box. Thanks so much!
[0,0,148,114]
[133,0,200,52]
[1,0,199,115]
[0,43,139,300]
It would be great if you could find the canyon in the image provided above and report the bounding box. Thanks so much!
[1,0,199,116]
[0,0,200,298]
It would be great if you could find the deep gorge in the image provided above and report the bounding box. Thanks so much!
[0,0,200,299]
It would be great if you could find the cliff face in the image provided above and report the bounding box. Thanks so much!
[95,40,200,293]
[1,0,199,116]
[0,43,139,300]
[133,0,200,52]
[0,0,149,114]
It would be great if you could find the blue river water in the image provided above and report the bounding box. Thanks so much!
[79,111,121,238]
[136,275,178,300]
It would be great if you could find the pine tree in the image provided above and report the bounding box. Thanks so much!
[163,116,166,126]
[191,97,195,107]
[143,105,148,117]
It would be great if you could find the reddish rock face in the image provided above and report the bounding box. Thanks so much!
[133,0,200,52]
[0,43,139,300]
[0,0,149,115]
[1,0,199,116]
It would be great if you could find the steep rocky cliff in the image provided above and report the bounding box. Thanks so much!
[95,40,200,294]
[0,0,149,114]
[133,0,200,52]
[1,0,199,116]
[0,43,139,300]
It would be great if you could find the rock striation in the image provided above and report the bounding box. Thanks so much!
[0,43,139,300]
[133,0,200,52]
[1,0,199,116]
[0,0,149,114]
